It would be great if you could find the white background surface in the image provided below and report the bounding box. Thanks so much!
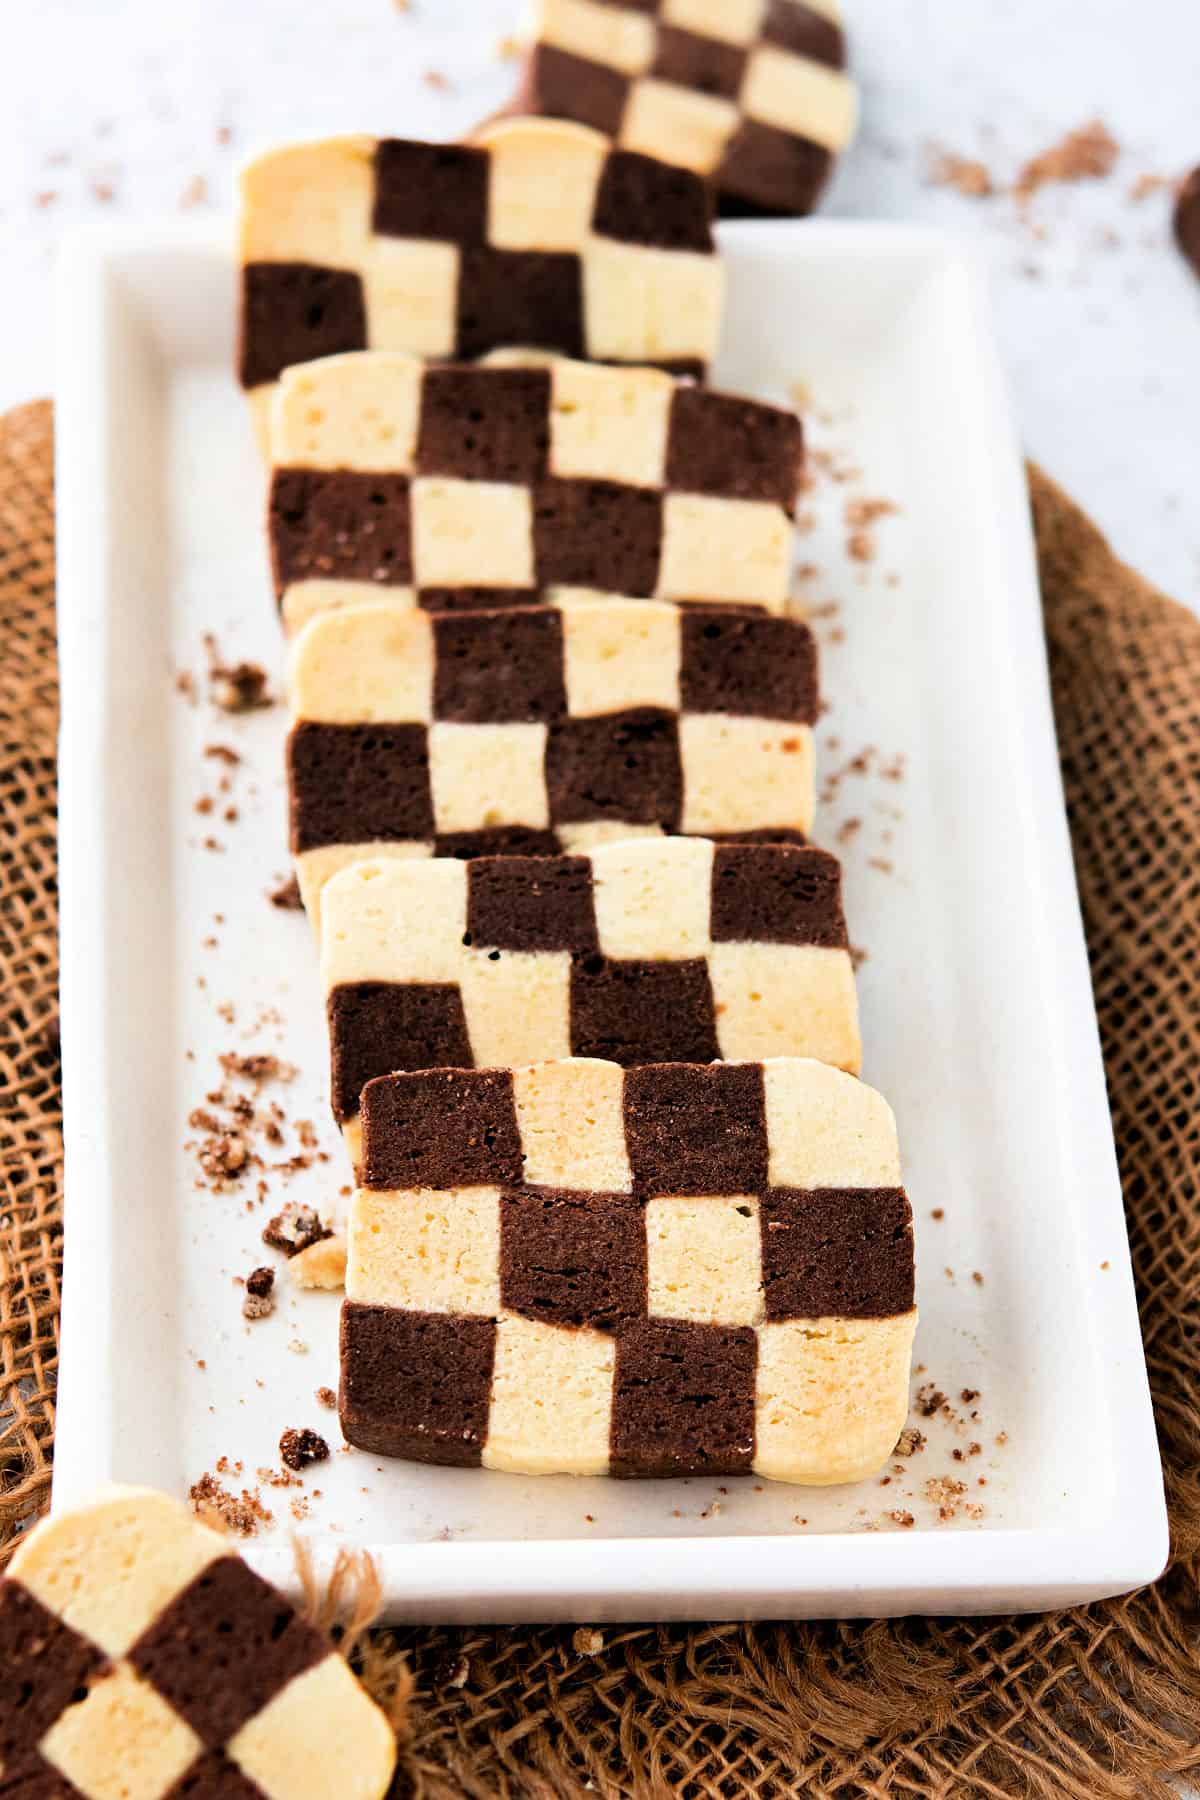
[4,0,1200,608]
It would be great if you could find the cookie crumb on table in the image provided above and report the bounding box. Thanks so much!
[926,147,995,198]
[289,1233,347,1290]
[280,1426,330,1471]
[269,872,303,910]
[242,1264,276,1320]
[189,1471,273,1536]
[1016,119,1119,199]
[263,1202,334,1257]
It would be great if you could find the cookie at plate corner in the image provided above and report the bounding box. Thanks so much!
[267,350,804,634]
[237,119,723,451]
[511,0,857,218]
[319,837,861,1171]
[285,598,820,928]
[339,1057,917,1484]
[0,1485,396,1799]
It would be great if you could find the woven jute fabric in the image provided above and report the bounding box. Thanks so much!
[2,398,1198,1799]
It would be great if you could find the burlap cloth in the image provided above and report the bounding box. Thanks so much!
[2,396,1198,1798]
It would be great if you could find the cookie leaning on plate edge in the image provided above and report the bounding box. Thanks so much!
[0,1487,395,1799]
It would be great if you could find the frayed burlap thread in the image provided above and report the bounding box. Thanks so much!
[1,405,1197,1798]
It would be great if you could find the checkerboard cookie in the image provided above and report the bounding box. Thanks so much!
[0,1486,395,1798]
[268,351,803,633]
[287,599,820,927]
[340,1057,916,1484]
[321,838,860,1166]
[512,0,857,218]
[238,120,723,449]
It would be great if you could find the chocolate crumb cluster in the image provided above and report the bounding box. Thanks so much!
[242,1265,276,1320]
[263,1202,334,1258]
[279,1427,331,1471]
[189,1470,273,1537]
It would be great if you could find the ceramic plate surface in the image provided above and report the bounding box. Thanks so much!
[52,219,1166,1620]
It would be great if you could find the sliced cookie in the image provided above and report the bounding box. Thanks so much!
[238,120,723,449]
[286,599,820,926]
[320,837,860,1166]
[340,1057,917,1484]
[511,0,857,218]
[267,351,803,632]
[0,1486,396,1799]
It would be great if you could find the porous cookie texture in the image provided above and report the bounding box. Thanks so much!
[268,351,803,632]
[514,0,856,218]
[321,838,860,1163]
[0,1486,396,1799]
[237,120,724,446]
[287,599,820,926]
[340,1058,916,1484]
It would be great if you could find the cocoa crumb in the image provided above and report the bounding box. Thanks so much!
[924,1475,969,1523]
[1129,173,1173,203]
[315,1386,337,1410]
[845,497,899,530]
[849,944,868,971]
[92,180,115,204]
[205,743,241,765]
[927,147,995,199]
[220,1052,294,1085]
[916,1385,947,1419]
[216,125,233,146]
[1016,120,1119,199]
[263,1203,333,1258]
[242,1265,275,1320]
[175,669,197,703]
[972,1270,985,1286]
[269,873,303,910]
[423,68,450,90]
[199,1133,248,1183]
[960,1389,980,1404]
[931,1208,945,1221]
[203,636,272,712]
[572,1628,605,1656]
[194,796,214,816]
[430,1651,469,1690]
[889,1510,916,1529]
[280,1427,330,1472]
[189,1472,272,1537]
[894,1427,926,1457]
[836,817,862,844]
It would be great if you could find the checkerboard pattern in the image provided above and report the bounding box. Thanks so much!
[268,351,803,633]
[520,0,856,217]
[321,838,860,1163]
[340,1058,916,1484]
[288,598,820,925]
[0,1488,395,1800]
[238,118,724,443]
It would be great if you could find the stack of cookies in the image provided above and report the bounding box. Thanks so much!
[237,102,916,1490]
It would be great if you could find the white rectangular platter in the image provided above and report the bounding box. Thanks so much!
[52,217,1166,1622]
